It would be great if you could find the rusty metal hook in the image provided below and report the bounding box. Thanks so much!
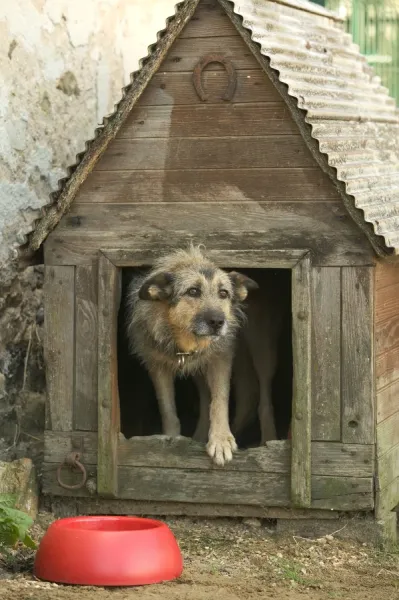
[57,452,87,490]
[193,53,237,102]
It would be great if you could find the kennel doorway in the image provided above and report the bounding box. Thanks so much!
[117,266,293,446]
[97,246,312,508]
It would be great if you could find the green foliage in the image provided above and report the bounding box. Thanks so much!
[0,494,36,549]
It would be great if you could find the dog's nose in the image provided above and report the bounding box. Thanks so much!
[204,311,225,331]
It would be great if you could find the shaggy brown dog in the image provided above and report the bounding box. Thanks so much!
[126,246,257,466]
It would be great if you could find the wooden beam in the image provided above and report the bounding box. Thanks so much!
[291,253,312,508]
[74,266,98,431]
[97,253,120,497]
[341,267,374,444]
[44,432,375,479]
[44,266,75,431]
[102,248,307,269]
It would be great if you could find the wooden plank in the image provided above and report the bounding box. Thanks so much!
[375,261,399,290]
[310,476,373,511]
[311,267,341,441]
[95,137,316,171]
[376,314,399,356]
[74,266,98,431]
[180,1,236,39]
[76,168,340,204]
[375,283,399,324]
[377,379,399,423]
[97,253,120,497]
[42,463,373,510]
[51,498,340,520]
[115,104,299,139]
[341,267,374,444]
[376,478,399,514]
[377,412,399,457]
[44,432,374,477]
[44,266,74,431]
[376,344,399,390]
[377,443,399,490]
[136,70,281,105]
[44,202,373,269]
[291,254,312,507]
[161,36,262,72]
[102,248,307,269]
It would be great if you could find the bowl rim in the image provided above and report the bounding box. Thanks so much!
[48,515,166,532]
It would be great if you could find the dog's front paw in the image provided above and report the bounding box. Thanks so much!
[206,431,237,466]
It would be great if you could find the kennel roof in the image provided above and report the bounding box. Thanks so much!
[28,0,399,259]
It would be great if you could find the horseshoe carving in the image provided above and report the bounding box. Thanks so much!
[192,53,237,102]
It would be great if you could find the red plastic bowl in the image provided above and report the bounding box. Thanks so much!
[34,516,183,586]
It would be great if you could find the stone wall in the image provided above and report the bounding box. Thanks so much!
[0,0,176,464]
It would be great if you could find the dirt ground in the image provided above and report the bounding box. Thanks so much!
[0,515,398,600]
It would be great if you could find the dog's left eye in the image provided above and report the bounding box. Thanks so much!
[219,289,229,299]
[187,287,201,298]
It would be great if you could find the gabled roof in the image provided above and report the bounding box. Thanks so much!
[28,0,399,258]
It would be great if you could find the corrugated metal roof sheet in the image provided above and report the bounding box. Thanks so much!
[27,0,399,258]
[229,0,399,255]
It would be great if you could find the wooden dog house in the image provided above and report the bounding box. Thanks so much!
[29,0,399,540]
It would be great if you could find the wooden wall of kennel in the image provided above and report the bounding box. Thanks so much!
[37,0,399,539]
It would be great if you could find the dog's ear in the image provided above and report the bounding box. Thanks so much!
[138,272,174,301]
[228,271,259,302]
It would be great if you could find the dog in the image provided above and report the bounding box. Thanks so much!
[126,246,258,466]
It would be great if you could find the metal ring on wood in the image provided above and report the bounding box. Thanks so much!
[193,53,237,102]
[56,452,87,490]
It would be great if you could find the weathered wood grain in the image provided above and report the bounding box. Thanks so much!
[375,283,399,324]
[376,314,399,356]
[377,379,399,423]
[44,266,75,431]
[97,253,120,497]
[376,344,399,390]
[94,137,316,171]
[376,477,399,514]
[291,254,312,508]
[341,267,374,444]
[377,443,399,490]
[161,36,262,72]
[74,266,98,431]
[76,168,340,204]
[375,261,399,290]
[51,497,341,520]
[103,248,305,268]
[180,0,236,39]
[41,463,374,510]
[44,432,375,478]
[115,104,299,139]
[44,202,373,268]
[136,70,281,105]
[311,267,341,441]
[377,412,399,457]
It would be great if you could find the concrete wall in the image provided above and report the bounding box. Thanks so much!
[0,0,176,463]
[0,0,177,267]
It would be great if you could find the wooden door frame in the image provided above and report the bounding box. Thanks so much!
[97,246,313,507]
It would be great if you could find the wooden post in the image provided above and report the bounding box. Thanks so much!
[291,253,312,508]
[97,253,120,497]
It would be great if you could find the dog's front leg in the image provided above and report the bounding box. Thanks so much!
[205,357,237,466]
[149,366,180,437]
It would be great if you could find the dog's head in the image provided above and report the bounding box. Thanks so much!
[138,248,258,351]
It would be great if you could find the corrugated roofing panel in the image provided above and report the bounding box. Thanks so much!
[232,0,399,254]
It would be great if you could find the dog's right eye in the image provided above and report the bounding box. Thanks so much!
[186,287,201,298]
